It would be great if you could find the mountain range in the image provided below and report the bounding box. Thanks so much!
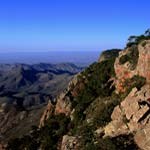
[0,63,83,142]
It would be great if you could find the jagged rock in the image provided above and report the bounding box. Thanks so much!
[61,135,79,150]
[55,96,72,116]
[39,100,54,128]
[111,105,123,120]
[104,85,150,150]
[134,123,150,150]
[39,74,84,127]
[132,105,149,123]
[104,120,129,137]
[120,88,139,120]
[54,74,83,116]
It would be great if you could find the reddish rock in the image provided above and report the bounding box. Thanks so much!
[104,85,150,150]
[55,96,72,116]
[135,123,150,150]
[39,100,54,128]
[114,40,150,92]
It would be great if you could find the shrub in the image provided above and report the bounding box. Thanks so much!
[95,134,139,150]
[141,41,147,47]
[7,114,70,150]
[119,45,139,70]
[119,54,130,64]
[124,75,146,94]
[72,58,116,126]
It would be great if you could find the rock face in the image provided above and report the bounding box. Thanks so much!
[39,100,54,128]
[39,73,84,126]
[134,124,150,150]
[55,73,84,116]
[61,135,79,150]
[115,40,150,92]
[104,85,150,150]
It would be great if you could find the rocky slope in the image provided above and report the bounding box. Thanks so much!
[39,33,150,150]
[6,30,150,150]
[104,40,150,150]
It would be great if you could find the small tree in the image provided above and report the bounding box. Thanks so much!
[128,35,137,43]
[145,28,150,37]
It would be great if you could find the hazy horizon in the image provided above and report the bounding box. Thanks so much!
[0,51,101,66]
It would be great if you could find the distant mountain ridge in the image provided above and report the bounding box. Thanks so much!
[0,63,83,142]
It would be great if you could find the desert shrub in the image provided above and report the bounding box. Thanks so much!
[124,75,146,93]
[119,54,130,64]
[119,45,139,70]
[94,134,139,150]
[92,97,120,127]
[39,114,70,150]
[7,114,70,150]
[72,58,116,126]
[141,40,147,47]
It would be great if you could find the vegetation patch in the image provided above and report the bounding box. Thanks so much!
[126,28,150,47]
[72,58,116,126]
[94,134,140,150]
[123,75,146,94]
[7,114,70,150]
[119,45,139,70]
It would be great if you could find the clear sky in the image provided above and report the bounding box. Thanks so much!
[0,0,150,52]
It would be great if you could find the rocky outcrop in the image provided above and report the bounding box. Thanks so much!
[61,135,79,150]
[39,100,54,128]
[39,73,85,126]
[104,85,150,150]
[134,124,150,150]
[55,73,85,116]
[54,92,72,116]
[115,40,150,92]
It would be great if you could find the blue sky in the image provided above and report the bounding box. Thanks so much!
[0,0,150,52]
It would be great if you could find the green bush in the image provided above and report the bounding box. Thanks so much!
[72,58,116,126]
[124,75,146,95]
[126,29,150,48]
[7,114,70,150]
[92,97,120,127]
[141,41,147,47]
[119,54,130,64]
[94,134,139,150]
[119,45,139,70]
